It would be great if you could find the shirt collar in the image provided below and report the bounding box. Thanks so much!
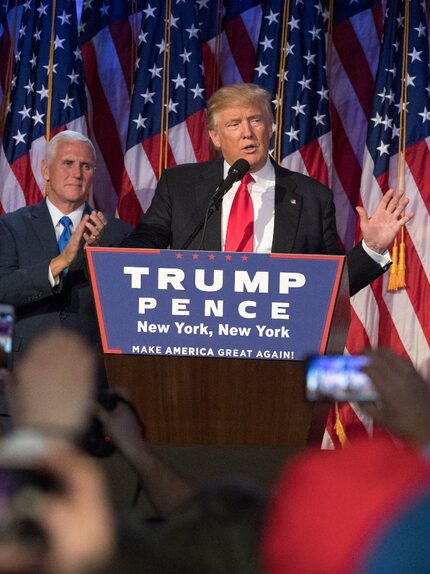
[223,156,275,184]
[46,197,85,229]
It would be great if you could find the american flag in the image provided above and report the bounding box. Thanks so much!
[202,0,262,90]
[324,0,430,447]
[1,0,429,447]
[79,0,145,223]
[123,0,210,224]
[0,3,12,118]
[0,1,23,119]
[0,0,87,214]
[253,0,331,184]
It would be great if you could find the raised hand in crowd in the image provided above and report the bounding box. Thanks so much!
[95,387,195,517]
[361,348,430,445]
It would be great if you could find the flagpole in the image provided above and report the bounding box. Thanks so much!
[274,0,290,164]
[46,0,58,144]
[0,1,19,137]
[388,0,409,291]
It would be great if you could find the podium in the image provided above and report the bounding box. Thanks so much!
[88,248,350,449]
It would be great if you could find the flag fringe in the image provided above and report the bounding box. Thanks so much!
[334,403,350,447]
[396,240,406,289]
[388,242,399,291]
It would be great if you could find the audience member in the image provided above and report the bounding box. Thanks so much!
[262,436,430,574]
[360,348,430,445]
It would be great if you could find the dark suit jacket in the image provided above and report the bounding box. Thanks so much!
[0,199,132,366]
[122,159,389,296]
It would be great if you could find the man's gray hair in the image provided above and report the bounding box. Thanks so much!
[46,130,96,162]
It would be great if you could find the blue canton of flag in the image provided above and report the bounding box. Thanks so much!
[223,0,262,20]
[253,0,330,162]
[2,0,86,165]
[366,0,430,178]
[333,0,380,25]
[1,1,26,121]
[79,0,145,43]
[126,0,206,153]
[0,2,12,113]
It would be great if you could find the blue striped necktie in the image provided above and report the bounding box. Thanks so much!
[58,216,72,253]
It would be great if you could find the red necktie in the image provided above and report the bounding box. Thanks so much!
[224,173,255,252]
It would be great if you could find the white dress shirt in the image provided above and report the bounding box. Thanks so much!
[46,198,85,286]
[221,158,275,253]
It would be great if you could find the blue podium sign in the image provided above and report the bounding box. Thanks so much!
[87,248,345,361]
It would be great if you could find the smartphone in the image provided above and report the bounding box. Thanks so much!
[0,467,61,547]
[0,304,14,368]
[305,354,379,402]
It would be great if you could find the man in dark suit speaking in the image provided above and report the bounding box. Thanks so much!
[121,83,413,296]
[0,131,131,368]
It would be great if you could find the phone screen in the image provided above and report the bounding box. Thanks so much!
[306,355,378,402]
[0,305,14,368]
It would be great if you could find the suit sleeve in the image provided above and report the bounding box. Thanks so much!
[99,217,133,246]
[346,243,389,297]
[70,216,133,272]
[0,218,55,307]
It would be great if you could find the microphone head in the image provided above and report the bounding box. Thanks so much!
[228,158,250,180]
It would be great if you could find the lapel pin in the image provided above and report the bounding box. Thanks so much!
[290,198,297,205]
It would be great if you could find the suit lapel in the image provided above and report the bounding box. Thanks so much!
[271,163,303,254]
[30,199,60,258]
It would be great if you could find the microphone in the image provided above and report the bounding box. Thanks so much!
[209,158,250,209]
